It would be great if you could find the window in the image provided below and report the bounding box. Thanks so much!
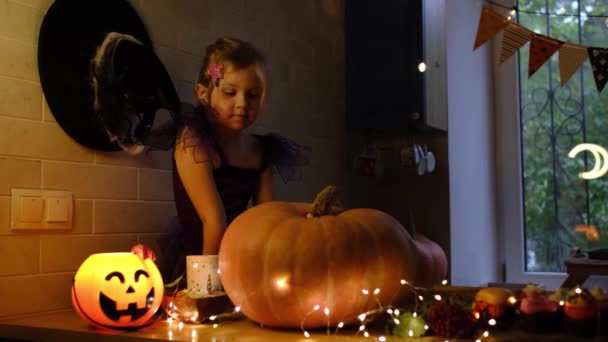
[499,0,608,289]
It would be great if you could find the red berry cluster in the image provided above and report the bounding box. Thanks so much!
[428,301,476,338]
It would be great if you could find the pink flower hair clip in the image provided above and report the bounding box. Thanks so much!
[208,62,224,86]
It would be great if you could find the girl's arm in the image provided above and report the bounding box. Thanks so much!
[174,137,226,255]
[254,166,273,204]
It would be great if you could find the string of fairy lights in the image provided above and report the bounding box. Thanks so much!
[159,281,592,341]
[160,285,591,342]
[161,277,520,341]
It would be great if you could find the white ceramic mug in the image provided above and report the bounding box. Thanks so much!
[186,255,223,294]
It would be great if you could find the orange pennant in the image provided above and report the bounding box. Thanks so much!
[473,6,511,50]
[499,23,532,64]
[528,35,563,78]
[558,44,588,86]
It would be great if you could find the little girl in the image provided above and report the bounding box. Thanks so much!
[158,37,308,283]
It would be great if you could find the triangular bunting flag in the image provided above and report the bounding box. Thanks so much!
[499,23,532,64]
[588,47,608,93]
[528,35,563,78]
[558,44,588,86]
[473,6,510,50]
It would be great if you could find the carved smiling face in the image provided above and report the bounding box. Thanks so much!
[71,252,164,330]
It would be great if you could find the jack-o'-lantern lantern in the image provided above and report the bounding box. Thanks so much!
[71,245,164,330]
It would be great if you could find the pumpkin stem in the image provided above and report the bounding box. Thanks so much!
[310,185,344,217]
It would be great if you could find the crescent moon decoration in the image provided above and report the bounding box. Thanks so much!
[567,143,608,180]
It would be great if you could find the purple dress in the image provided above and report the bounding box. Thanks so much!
[156,107,309,283]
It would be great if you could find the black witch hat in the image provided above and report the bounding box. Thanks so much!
[38,0,180,153]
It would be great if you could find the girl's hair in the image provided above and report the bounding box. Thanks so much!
[196,37,267,87]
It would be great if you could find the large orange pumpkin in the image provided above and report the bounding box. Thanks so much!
[219,186,445,328]
[71,245,164,330]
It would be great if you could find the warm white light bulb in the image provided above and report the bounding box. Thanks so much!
[418,62,427,72]
[274,275,290,291]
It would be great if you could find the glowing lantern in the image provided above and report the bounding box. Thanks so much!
[71,245,164,330]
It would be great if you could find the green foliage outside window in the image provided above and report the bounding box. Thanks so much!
[518,0,608,272]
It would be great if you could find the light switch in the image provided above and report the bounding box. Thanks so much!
[46,197,69,222]
[20,196,44,222]
[11,188,72,230]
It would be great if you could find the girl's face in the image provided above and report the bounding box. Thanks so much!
[198,63,265,132]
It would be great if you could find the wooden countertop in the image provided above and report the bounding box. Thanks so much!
[0,310,429,342]
[0,310,602,342]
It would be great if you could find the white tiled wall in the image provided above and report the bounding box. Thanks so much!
[0,0,346,318]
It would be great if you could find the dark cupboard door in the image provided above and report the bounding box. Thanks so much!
[345,0,424,129]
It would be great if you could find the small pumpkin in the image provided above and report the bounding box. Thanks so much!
[412,232,448,288]
[564,288,597,321]
[71,245,164,330]
[219,186,446,328]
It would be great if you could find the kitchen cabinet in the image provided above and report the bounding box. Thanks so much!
[345,0,447,131]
